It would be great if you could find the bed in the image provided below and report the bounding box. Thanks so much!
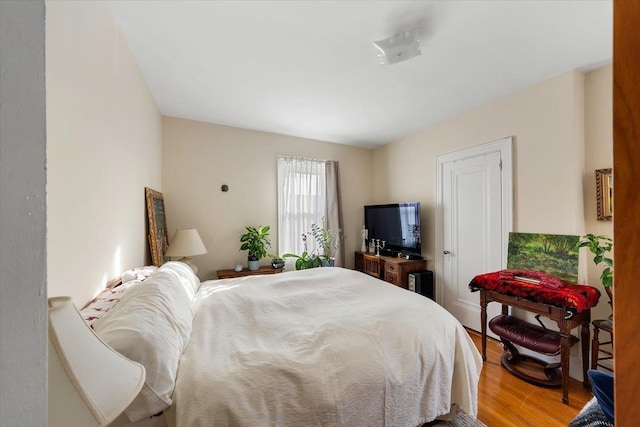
[85,262,482,427]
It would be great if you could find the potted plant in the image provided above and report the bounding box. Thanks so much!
[240,225,271,271]
[268,253,285,269]
[283,218,343,270]
[310,217,343,266]
[283,249,323,270]
[283,233,321,270]
[577,234,613,303]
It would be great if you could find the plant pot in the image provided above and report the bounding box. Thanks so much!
[271,258,285,269]
[321,258,335,267]
[605,286,613,320]
[248,260,260,271]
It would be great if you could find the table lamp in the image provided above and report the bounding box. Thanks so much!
[48,297,145,427]
[165,228,208,273]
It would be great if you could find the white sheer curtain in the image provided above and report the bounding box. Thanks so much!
[277,157,326,261]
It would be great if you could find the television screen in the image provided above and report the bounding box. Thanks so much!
[364,202,421,256]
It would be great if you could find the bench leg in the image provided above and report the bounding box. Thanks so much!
[591,324,600,371]
[480,293,487,361]
[560,333,571,404]
[581,322,590,388]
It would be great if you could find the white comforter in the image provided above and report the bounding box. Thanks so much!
[167,267,482,427]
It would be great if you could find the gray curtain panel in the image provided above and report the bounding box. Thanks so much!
[325,161,344,267]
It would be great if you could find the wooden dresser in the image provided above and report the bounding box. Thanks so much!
[354,251,426,289]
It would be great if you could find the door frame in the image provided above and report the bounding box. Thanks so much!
[434,137,513,308]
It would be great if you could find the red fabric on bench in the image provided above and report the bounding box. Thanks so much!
[497,269,566,289]
[469,271,600,313]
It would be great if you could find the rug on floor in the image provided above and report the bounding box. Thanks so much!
[423,412,487,427]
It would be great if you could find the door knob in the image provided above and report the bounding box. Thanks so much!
[443,250,450,255]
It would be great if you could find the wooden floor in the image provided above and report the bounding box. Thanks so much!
[468,330,593,426]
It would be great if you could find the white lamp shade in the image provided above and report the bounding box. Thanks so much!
[48,297,145,427]
[165,228,208,257]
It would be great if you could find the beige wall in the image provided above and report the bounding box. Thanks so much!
[583,64,613,321]
[373,67,612,379]
[161,117,373,280]
[46,1,162,306]
[373,70,587,271]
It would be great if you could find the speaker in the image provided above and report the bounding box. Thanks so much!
[408,270,434,300]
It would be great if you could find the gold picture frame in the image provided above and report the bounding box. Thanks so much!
[596,168,613,221]
[145,187,169,266]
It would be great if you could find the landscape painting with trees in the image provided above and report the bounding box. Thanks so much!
[507,232,580,284]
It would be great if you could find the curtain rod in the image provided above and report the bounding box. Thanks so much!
[277,155,331,164]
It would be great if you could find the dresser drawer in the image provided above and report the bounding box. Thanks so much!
[384,271,400,286]
[385,262,399,274]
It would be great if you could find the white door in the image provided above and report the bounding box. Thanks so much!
[435,138,513,333]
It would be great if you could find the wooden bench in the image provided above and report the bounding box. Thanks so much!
[469,271,598,404]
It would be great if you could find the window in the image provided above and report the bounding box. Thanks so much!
[277,156,327,258]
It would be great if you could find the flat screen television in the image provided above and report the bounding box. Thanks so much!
[364,202,421,257]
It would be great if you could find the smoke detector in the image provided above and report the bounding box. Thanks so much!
[373,27,422,65]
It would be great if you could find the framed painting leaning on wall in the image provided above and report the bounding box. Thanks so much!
[507,232,579,284]
[145,187,169,266]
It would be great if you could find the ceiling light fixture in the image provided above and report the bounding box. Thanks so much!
[373,27,421,65]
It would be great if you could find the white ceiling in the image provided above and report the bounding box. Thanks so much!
[109,1,612,148]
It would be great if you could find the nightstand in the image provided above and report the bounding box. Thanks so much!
[216,265,284,279]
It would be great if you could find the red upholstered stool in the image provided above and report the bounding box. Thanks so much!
[489,314,579,387]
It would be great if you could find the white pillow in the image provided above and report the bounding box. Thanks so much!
[92,270,194,422]
[120,265,158,284]
[80,280,140,326]
[158,261,201,302]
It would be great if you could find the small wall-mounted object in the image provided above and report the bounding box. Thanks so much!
[596,168,613,221]
[221,184,229,192]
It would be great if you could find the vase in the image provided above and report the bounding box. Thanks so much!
[248,260,260,271]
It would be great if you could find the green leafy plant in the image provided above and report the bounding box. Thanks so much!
[283,233,318,270]
[577,234,613,288]
[283,250,323,270]
[309,217,343,260]
[240,225,271,261]
[283,219,343,270]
